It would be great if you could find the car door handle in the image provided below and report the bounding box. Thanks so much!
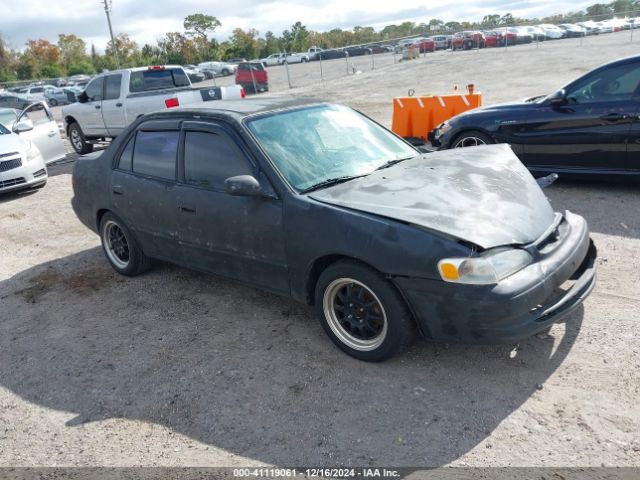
[600,113,629,121]
[95,105,101,110]
[48,131,56,137]
[115,102,123,107]
[180,205,196,214]
[112,185,124,195]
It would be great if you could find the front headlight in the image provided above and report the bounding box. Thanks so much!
[434,122,451,139]
[438,248,532,285]
[24,142,42,163]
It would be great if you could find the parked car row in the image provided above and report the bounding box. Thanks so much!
[371,18,639,55]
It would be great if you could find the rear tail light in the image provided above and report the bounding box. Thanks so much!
[165,97,179,108]
[149,65,165,70]
[240,88,246,98]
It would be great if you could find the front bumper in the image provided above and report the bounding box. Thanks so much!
[0,157,47,193]
[394,211,597,343]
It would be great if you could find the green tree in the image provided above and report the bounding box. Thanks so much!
[21,39,60,78]
[158,32,197,64]
[481,14,501,27]
[290,21,310,51]
[184,13,221,58]
[0,35,17,82]
[444,21,462,32]
[499,13,515,25]
[228,28,258,59]
[259,31,280,56]
[106,33,140,67]
[586,3,613,19]
[353,26,377,44]
[610,0,636,14]
[57,34,87,72]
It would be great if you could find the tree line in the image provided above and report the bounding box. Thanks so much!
[0,0,638,82]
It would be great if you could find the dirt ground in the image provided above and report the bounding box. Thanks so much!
[1,31,639,468]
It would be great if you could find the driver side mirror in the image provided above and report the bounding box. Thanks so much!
[224,175,262,197]
[548,89,567,106]
[13,119,34,133]
[77,91,89,103]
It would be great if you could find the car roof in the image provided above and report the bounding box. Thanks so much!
[152,96,325,121]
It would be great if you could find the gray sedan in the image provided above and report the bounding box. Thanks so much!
[44,87,69,106]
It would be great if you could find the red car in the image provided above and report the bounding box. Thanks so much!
[411,37,436,53]
[451,31,486,50]
[483,30,517,47]
[235,62,268,94]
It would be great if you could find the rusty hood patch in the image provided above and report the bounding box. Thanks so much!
[309,144,555,249]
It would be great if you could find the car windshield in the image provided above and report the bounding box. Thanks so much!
[246,104,418,192]
[0,121,9,135]
[0,110,17,128]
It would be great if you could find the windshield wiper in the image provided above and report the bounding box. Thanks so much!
[375,156,414,171]
[299,174,368,194]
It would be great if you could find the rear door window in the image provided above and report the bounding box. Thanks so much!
[132,130,178,180]
[129,68,190,93]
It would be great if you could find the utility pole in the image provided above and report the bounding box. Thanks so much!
[103,0,120,68]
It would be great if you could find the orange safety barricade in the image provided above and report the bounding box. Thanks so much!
[391,93,482,141]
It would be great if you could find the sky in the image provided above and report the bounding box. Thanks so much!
[0,0,597,52]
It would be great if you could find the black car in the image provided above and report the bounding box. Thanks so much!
[318,49,346,60]
[368,45,392,54]
[0,95,31,110]
[71,98,596,361]
[430,55,640,178]
[343,46,372,57]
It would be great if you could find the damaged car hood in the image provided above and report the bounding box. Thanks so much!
[309,144,555,249]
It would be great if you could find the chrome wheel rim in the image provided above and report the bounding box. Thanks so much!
[323,278,387,351]
[103,220,130,269]
[70,128,83,151]
[453,136,488,148]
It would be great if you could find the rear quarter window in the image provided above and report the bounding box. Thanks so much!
[116,135,134,171]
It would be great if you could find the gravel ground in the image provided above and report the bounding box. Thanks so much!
[1,31,639,468]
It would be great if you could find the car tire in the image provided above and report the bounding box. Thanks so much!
[302,58,308,63]
[452,130,494,148]
[222,68,230,76]
[99,212,152,276]
[49,98,58,106]
[68,122,94,155]
[315,260,416,362]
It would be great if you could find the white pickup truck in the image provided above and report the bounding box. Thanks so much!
[62,65,244,154]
